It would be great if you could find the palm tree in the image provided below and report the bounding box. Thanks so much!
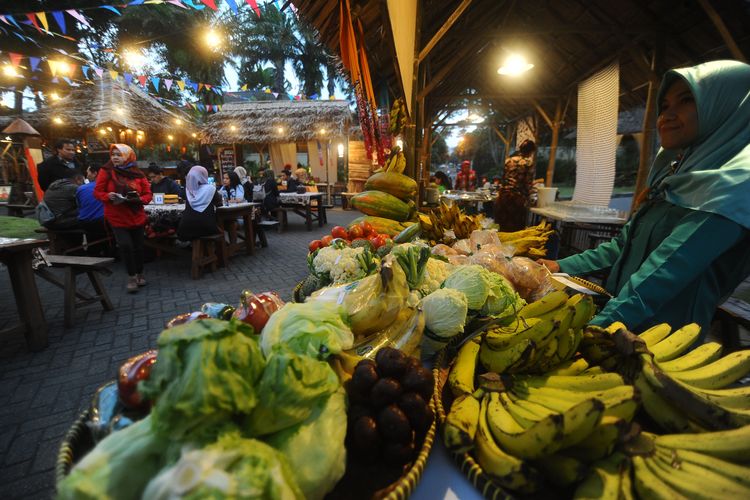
[293,22,327,97]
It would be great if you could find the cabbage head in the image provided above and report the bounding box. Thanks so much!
[420,288,468,338]
[442,265,492,310]
[481,272,526,318]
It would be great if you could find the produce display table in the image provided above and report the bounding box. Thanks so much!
[279,192,327,231]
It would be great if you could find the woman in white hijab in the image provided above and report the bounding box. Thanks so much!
[233,166,253,201]
[177,166,222,241]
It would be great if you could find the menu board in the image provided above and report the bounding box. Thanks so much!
[219,147,236,177]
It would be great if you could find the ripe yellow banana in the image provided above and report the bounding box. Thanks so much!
[650,323,702,362]
[534,453,588,487]
[499,391,540,428]
[657,341,723,372]
[484,317,555,351]
[546,357,590,376]
[574,453,625,500]
[650,448,750,497]
[556,398,605,449]
[638,323,672,347]
[448,339,480,397]
[604,321,628,334]
[570,294,596,330]
[479,338,535,374]
[689,384,750,410]
[632,455,685,499]
[669,349,750,389]
[564,416,628,462]
[444,394,481,453]
[518,290,569,319]
[512,372,625,392]
[659,446,750,489]
[654,424,750,462]
[486,392,564,459]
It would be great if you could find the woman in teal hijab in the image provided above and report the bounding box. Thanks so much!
[539,60,750,334]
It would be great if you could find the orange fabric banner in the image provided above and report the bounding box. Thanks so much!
[24,147,44,201]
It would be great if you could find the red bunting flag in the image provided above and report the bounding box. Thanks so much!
[8,53,23,68]
[138,75,147,86]
[201,0,218,10]
[26,13,42,33]
[245,0,261,17]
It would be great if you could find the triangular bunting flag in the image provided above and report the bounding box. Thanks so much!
[198,103,205,111]
[6,15,22,30]
[191,82,199,92]
[310,93,319,100]
[8,53,23,68]
[182,0,205,10]
[48,60,59,76]
[129,0,145,5]
[164,79,173,91]
[166,0,188,8]
[240,84,248,91]
[124,73,133,84]
[138,75,147,86]
[205,84,211,90]
[225,0,239,14]
[198,83,204,91]
[207,104,213,112]
[66,10,92,29]
[177,80,185,91]
[201,0,218,10]
[36,12,49,31]
[51,11,66,34]
[245,0,261,17]
[100,5,122,15]
[273,92,279,99]
[29,57,41,71]
[264,88,272,94]
[94,67,104,78]
[81,65,90,79]
[26,13,42,33]
[0,15,8,26]
[63,77,73,86]
[151,77,160,90]
[109,70,119,81]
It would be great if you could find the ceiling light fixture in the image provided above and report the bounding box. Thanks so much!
[497,54,534,76]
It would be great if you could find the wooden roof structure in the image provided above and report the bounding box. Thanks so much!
[201,99,351,144]
[292,0,750,194]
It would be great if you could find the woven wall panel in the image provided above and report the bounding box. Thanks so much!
[573,62,619,205]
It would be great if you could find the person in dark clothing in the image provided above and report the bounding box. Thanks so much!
[77,164,111,256]
[43,174,84,229]
[177,166,222,241]
[175,156,195,183]
[148,164,185,197]
[282,163,293,178]
[253,167,280,218]
[37,139,83,191]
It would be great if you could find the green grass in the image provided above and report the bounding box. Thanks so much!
[0,215,42,239]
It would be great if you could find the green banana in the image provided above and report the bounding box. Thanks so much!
[638,323,672,347]
[574,453,625,500]
[499,392,540,428]
[513,373,625,392]
[657,341,723,372]
[650,323,702,362]
[650,448,750,497]
[486,392,564,459]
[448,339,480,397]
[484,317,555,351]
[443,394,480,453]
[518,290,569,319]
[618,459,635,500]
[654,425,750,462]
[669,349,750,389]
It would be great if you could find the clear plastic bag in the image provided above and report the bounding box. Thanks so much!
[470,229,502,249]
[431,243,458,256]
[452,239,474,255]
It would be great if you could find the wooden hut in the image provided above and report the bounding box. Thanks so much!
[201,99,365,190]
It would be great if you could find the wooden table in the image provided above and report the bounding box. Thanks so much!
[279,192,327,231]
[216,202,260,259]
[0,238,49,351]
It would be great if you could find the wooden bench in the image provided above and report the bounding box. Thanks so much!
[268,207,289,232]
[191,234,222,279]
[35,227,113,256]
[34,255,115,328]
[6,204,36,217]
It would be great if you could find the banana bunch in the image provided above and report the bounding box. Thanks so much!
[418,202,483,243]
[389,98,407,135]
[498,221,555,258]
[478,291,596,375]
[382,146,407,174]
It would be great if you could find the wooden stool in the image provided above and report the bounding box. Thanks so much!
[34,255,115,328]
[341,192,356,210]
[191,234,221,279]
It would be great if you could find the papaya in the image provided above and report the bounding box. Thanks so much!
[351,191,411,222]
[349,216,413,236]
[364,172,417,201]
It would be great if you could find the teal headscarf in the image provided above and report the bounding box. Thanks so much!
[646,60,750,229]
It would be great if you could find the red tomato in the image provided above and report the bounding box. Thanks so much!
[321,235,334,247]
[360,221,374,236]
[348,225,364,240]
[309,240,322,253]
[331,226,349,239]
[369,235,386,249]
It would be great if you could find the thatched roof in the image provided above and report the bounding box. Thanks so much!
[201,100,351,144]
[26,74,194,135]
[2,118,40,136]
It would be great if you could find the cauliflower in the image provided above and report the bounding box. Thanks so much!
[417,257,454,297]
[313,246,374,285]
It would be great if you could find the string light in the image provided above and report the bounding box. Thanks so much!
[319,128,326,135]
[123,49,147,72]
[229,125,237,131]
[174,118,182,125]
[99,129,106,134]
[2,65,18,77]
[191,133,197,138]
[205,30,222,50]
[53,117,63,125]
[167,134,174,141]
[50,92,60,100]
[337,143,345,158]
[277,126,284,134]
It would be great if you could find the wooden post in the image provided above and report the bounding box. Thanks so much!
[546,100,563,187]
[631,47,662,212]
[405,0,423,183]
[697,0,747,62]
[417,0,474,63]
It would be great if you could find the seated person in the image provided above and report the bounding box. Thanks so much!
[43,174,84,229]
[76,164,110,256]
[253,167,280,217]
[177,166,222,241]
[219,171,245,202]
[282,163,293,178]
[233,166,253,202]
[148,164,185,197]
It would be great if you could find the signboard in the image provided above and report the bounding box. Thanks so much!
[86,135,109,153]
[218,147,236,177]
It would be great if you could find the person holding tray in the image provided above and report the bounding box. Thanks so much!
[538,60,750,334]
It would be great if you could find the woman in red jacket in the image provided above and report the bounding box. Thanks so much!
[94,144,152,292]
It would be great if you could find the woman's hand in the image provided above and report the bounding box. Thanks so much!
[536,259,560,273]
[108,192,124,205]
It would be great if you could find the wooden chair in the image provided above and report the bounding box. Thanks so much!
[34,255,115,328]
[191,234,221,279]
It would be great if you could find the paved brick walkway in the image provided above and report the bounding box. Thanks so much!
[0,208,360,499]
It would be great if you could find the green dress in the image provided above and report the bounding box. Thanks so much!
[558,198,750,332]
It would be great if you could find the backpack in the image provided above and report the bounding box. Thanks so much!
[35,201,57,226]
[252,182,266,201]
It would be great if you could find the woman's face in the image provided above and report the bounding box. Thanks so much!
[223,173,230,186]
[657,79,699,150]
[111,149,124,166]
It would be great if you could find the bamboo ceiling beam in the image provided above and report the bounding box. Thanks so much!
[696,0,747,62]
[417,0,474,64]
[532,99,554,129]
[474,24,659,37]
[436,93,560,101]
[493,125,509,144]
[416,38,487,101]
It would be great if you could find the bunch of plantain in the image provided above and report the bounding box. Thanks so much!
[498,220,555,258]
[418,202,483,244]
[389,98,407,135]
[478,291,596,374]
[381,145,406,174]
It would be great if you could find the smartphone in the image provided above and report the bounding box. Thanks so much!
[126,191,139,198]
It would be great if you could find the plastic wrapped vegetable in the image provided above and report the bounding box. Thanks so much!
[142,433,303,500]
[391,242,431,289]
[138,319,265,442]
[420,288,469,338]
[442,264,493,310]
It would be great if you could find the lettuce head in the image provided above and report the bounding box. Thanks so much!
[481,271,526,318]
[442,264,492,310]
[420,288,469,338]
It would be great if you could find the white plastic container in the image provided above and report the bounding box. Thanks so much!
[537,187,558,207]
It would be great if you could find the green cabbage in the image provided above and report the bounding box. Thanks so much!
[420,288,469,338]
[260,302,354,359]
[245,346,340,436]
[442,264,492,310]
[142,433,303,500]
[138,319,265,442]
[481,272,526,318]
[267,389,347,500]
[58,416,166,500]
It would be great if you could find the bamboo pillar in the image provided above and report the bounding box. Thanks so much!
[545,100,563,186]
[631,48,662,212]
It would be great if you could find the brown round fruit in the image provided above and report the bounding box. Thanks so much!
[370,377,403,408]
[382,440,416,466]
[402,365,434,400]
[350,361,380,396]
[375,347,408,379]
[377,405,412,443]
[398,392,432,434]
[351,415,380,457]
